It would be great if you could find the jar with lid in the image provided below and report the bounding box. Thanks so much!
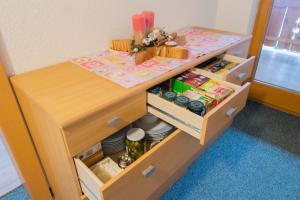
[125,128,145,160]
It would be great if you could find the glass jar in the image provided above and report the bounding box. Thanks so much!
[125,128,145,161]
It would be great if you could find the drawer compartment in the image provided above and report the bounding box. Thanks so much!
[193,54,255,85]
[65,92,147,156]
[147,81,250,145]
[74,129,200,200]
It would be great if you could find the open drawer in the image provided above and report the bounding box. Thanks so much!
[147,80,250,145]
[74,129,200,200]
[192,54,255,85]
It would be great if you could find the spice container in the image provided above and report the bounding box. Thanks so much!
[118,153,133,169]
[175,96,190,107]
[188,101,206,116]
[126,128,145,160]
[162,91,177,102]
[149,86,162,95]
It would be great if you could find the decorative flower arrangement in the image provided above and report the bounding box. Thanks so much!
[109,11,189,64]
[131,28,178,54]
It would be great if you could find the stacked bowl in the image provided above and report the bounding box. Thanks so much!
[101,127,129,155]
[133,114,174,145]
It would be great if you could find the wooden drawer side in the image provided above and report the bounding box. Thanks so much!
[74,158,104,200]
[147,106,201,139]
[147,93,203,130]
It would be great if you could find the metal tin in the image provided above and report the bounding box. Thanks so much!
[162,91,177,102]
[175,96,190,107]
[149,86,162,95]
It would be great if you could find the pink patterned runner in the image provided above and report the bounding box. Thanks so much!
[71,27,241,88]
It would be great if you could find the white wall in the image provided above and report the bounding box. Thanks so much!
[0,0,218,75]
[215,0,259,34]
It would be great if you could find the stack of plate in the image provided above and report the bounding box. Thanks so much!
[101,127,128,155]
[133,114,174,142]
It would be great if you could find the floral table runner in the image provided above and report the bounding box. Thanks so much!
[71,27,241,88]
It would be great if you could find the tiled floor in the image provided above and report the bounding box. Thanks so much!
[0,131,22,197]
[255,46,300,93]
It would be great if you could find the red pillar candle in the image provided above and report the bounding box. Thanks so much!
[132,14,146,45]
[142,11,155,33]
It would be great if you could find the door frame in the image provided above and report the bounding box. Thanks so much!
[0,63,52,199]
[248,0,300,116]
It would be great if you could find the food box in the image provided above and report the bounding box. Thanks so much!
[171,72,210,94]
[199,58,238,74]
[198,95,214,110]
[199,80,220,92]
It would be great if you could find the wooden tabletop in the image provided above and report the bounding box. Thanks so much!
[11,27,251,128]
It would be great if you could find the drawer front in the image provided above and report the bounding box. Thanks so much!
[192,54,255,86]
[224,55,255,85]
[147,83,250,145]
[65,93,147,156]
[75,130,200,200]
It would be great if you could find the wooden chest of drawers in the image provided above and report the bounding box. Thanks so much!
[11,27,253,200]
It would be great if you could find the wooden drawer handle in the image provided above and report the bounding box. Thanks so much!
[142,165,156,177]
[237,72,247,81]
[107,117,121,127]
[226,107,237,118]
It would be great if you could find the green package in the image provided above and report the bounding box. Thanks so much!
[171,78,196,94]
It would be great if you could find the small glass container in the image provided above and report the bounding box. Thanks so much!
[175,96,190,107]
[188,100,206,116]
[162,91,177,102]
[118,153,133,169]
[149,86,162,95]
[126,128,145,161]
